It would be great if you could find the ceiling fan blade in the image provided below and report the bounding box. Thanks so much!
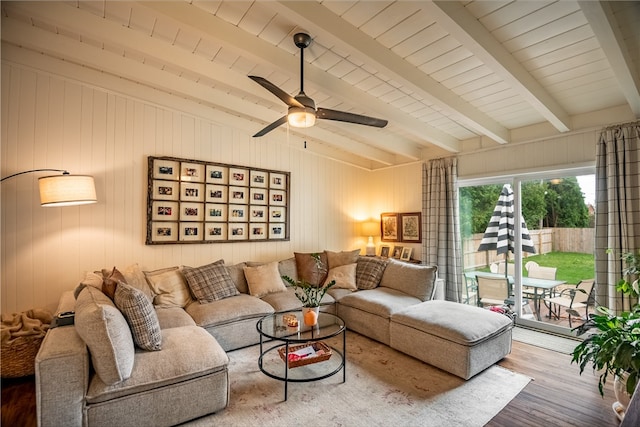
[253,116,288,137]
[316,108,388,128]
[248,76,304,108]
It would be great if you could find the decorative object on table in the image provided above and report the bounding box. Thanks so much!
[380,212,399,242]
[146,156,290,244]
[400,212,422,243]
[278,341,332,368]
[400,247,413,261]
[282,313,298,328]
[282,253,336,326]
[572,250,640,421]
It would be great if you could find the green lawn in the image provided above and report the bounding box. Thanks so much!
[471,252,594,285]
[523,252,594,285]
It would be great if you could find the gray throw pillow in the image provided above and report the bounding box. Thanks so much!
[182,259,239,304]
[379,259,437,301]
[75,286,135,385]
[114,281,162,351]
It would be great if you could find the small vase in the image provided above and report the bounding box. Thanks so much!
[302,306,319,326]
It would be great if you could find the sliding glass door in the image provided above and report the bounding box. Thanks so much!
[459,170,595,335]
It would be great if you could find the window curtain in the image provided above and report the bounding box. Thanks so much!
[594,121,640,313]
[422,157,463,302]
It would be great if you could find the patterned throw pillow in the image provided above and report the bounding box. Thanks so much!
[182,259,239,304]
[114,282,162,351]
[356,257,389,290]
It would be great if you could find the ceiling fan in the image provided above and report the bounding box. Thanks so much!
[249,32,388,138]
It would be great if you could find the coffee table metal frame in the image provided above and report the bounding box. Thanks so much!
[256,310,346,401]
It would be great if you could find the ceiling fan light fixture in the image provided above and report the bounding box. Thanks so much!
[287,107,316,128]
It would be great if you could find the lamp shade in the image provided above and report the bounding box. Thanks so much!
[38,175,97,207]
[361,221,380,237]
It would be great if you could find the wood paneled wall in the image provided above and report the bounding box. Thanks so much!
[1,62,374,314]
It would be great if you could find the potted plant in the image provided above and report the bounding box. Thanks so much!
[571,250,640,419]
[282,253,336,326]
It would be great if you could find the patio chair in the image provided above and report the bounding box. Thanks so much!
[476,275,510,307]
[542,279,595,327]
[463,275,478,306]
[523,263,558,300]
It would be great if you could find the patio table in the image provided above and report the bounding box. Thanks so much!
[466,271,566,321]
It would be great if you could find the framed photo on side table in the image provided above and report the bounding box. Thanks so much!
[380,245,390,258]
[400,247,413,261]
[391,246,403,259]
[380,213,399,242]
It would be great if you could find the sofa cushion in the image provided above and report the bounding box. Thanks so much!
[225,262,248,294]
[114,282,162,351]
[243,261,287,298]
[338,287,422,318]
[295,252,328,285]
[325,249,360,269]
[261,287,335,312]
[379,259,437,301]
[185,294,274,328]
[324,263,357,290]
[85,325,228,404]
[356,257,389,290]
[155,306,197,329]
[122,263,155,304]
[391,300,513,346]
[182,260,239,304]
[144,267,192,308]
[75,286,135,385]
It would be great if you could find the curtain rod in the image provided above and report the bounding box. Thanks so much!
[603,120,640,130]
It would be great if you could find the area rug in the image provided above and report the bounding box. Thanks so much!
[184,331,530,427]
[512,326,581,355]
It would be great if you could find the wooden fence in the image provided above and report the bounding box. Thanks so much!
[463,228,594,269]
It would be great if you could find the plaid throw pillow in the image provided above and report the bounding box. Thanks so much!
[114,282,162,351]
[356,257,389,290]
[182,259,239,304]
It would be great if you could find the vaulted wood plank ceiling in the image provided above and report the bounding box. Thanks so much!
[2,1,639,170]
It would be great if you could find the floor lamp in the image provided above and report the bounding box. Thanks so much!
[1,169,97,207]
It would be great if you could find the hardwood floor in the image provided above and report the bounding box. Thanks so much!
[1,340,619,426]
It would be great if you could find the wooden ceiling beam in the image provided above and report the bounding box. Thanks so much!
[578,1,640,117]
[429,1,572,133]
[274,0,508,145]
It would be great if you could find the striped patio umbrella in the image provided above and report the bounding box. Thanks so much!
[477,184,535,276]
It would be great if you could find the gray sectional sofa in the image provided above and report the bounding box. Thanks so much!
[35,251,512,427]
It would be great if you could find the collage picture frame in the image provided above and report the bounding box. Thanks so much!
[147,156,290,244]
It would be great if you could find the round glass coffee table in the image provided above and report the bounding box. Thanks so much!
[256,310,346,401]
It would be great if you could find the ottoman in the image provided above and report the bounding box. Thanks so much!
[390,300,513,379]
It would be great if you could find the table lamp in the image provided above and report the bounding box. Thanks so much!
[361,220,380,257]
